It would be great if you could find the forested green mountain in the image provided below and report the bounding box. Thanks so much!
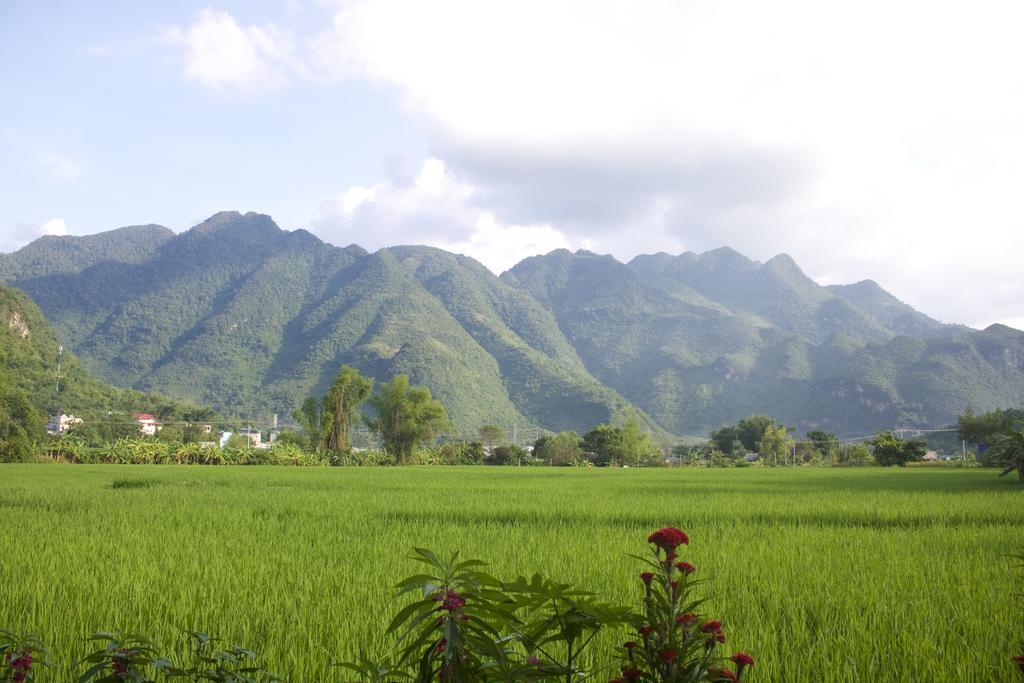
[2,211,1022,437]
[0,283,199,429]
[505,249,1024,435]
[0,213,653,435]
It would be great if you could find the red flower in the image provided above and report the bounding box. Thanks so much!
[660,649,678,661]
[638,625,653,637]
[701,620,722,633]
[639,572,654,585]
[675,561,696,574]
[648,527,689,551]
[1013,654,1024,671]
[710,668,738,681]
[676,612,698,626]
[435,638,447,654]
[435,588,466,612]
[623,641,638,650]
[730,652,755,667]
[622,666,641,682]
[610,679,626,683]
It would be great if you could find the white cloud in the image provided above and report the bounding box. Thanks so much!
[41,153,84,181]
[309,0,1024,328]
[164,8,307,92]
[1,218,70,253]
[313,158,570,272]
[40,218,68,236]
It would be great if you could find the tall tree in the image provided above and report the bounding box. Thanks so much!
[324,365,373,453]
[989,429,1024,482]
[478,424,506,452]
[957,407,1024,446]
[709,425,741,455]
[367,375,449,463]
[737,415,775,452]
[806,430,841,461]
[756,424,792,466]
[293,396,326,452]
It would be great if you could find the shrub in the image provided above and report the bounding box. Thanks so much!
[870,431,927,467]
[76,631,280,682]
[489,444,528,466]
[433,441,486,465]
[1,629,49,682]
[345,528,751,682]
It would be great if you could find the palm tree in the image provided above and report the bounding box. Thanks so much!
[990,429,1024,482]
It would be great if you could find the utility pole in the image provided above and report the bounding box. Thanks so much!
[55,345,63,417]
[56,345,62,392]
[962,439,967,463]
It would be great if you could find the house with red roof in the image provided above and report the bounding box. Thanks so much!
[132,413,161,436]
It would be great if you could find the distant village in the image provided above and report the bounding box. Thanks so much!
[45,412,282,449]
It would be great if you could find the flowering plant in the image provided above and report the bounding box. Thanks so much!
[610,527,753,682]
[0,630,49,683]
[340,548,634,681]
[76,632,175,682]
[345,529,752,682]
[75,631,279,682]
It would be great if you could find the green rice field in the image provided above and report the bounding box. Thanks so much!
[0,465,1021,681]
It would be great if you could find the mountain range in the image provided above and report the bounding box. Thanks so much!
[0,282,197,428]
[2,211,1022,438]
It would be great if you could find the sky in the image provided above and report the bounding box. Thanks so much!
[2,1,1023,330]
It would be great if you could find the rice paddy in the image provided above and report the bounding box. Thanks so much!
[0,465,1020,681]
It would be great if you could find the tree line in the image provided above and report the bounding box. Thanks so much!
[5,357,1023,479]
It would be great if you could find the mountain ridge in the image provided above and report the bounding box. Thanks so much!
[2,211,1021,438]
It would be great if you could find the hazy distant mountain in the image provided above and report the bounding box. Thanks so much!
[3,211,1022,437]
[506,249,1023,435]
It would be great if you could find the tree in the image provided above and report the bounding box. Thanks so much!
[806,430,841,462]
[0,388,42,463]
[532,432,582,466]
[616,419,661,466]
[324,365,373,453]
[737,415,775,452]
[582,424,620,465]
[957,408,1024,464]
[478,424,506,452]
[756,424,792,466]
[582,420,659,466]
[293,396,326,452]
[489,444,528,466]
[835,443,874,467]
[870,431,927,467]
[988,429,1024,482]
[367,374,449,463]
[709,425,741,455]
[434,440,485,465]
[957,407,1024,446]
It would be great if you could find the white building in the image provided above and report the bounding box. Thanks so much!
[46,414,82,435]
[132,413,161,436]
